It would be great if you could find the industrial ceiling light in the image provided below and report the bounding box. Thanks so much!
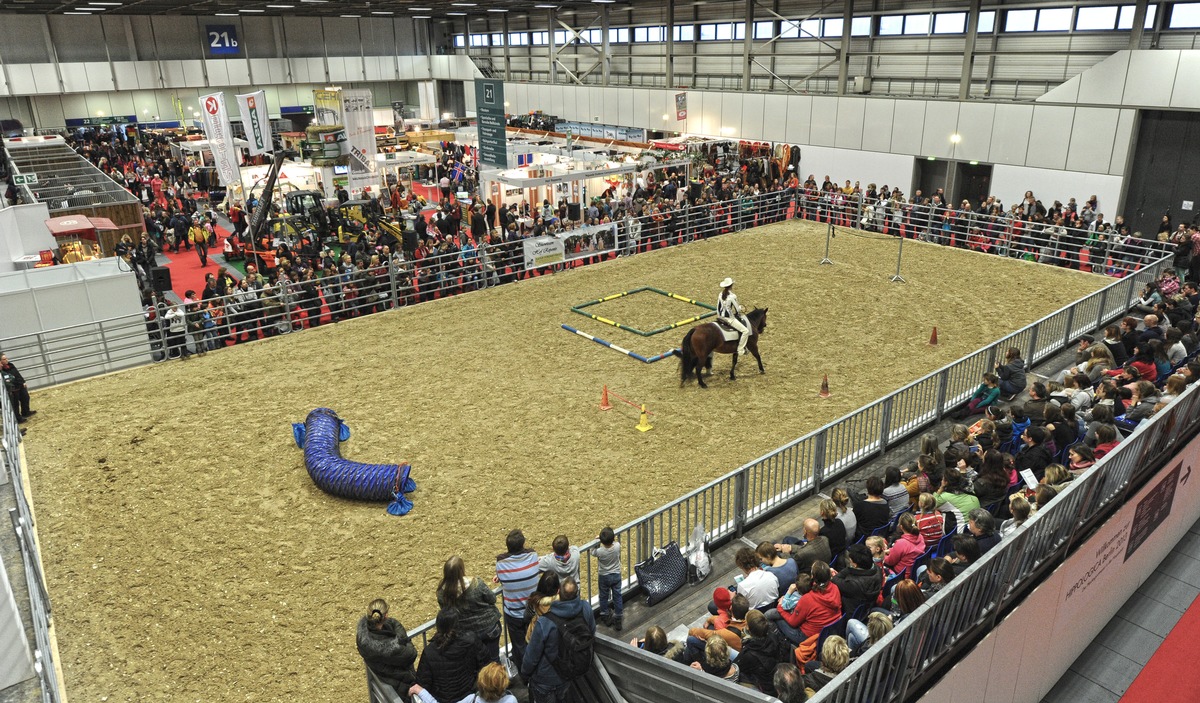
[950,133,962,143]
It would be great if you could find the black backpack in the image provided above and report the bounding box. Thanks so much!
[545,612,594,681]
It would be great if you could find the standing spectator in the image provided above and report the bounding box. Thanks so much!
[436,556,502,662]
[592,526,623,631]
[521,579,596,703]
[356,598,417,692]
[0,353,35,421]
[414,609,490,703]
[189,217,209,267]
[494,529,539,671]
[538,535,581,585]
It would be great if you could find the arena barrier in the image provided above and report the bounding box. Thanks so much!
[560,324,678,364]
[292,408,417,516]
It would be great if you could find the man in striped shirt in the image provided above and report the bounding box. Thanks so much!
[494,529,540,672]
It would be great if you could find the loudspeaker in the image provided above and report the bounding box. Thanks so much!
[150,266,172,293]
[567,202,582,221]
[689,182,702,201]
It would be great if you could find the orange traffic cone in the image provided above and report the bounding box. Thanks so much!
[818,374,831,398]
[600,385,613,411]
[929,327,939,346]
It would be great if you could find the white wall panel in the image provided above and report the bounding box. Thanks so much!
[1109,109,1137,177]
[86,62,115,93]
[633,88,650,130]
[698,90,721,137]
[1076,51,1128,106]
[739,92,766,143]
[327,57,347,82]
[991,164,1121,216]
[30,96,64,128]
[1024,105,1074,170]
[108,92,134,118]
[861,98,894,153]
[988,103,1034,166]
[761,94,788,143]
[205,60,229,87]
[920,101,959,159]
[181,60,205,89]
[61,93,87,120]
[952,102,995,163]
[60,63,89,93]
[226,60,251,86]
[784,95,812,144]
[809,96,837,147]
[798,145,914,192]
[135,62,158,90]
[834,97,865,151]
[602,87,620,126]
[1170,51,1200,109]
[1122,50,1179,107]
[890,100,925,156]
[31,65,58,95]
[1066,107,1119,175]
[7,65,37,96]
[112,62,137,91]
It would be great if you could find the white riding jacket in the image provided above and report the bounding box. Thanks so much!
[718,292,748,331]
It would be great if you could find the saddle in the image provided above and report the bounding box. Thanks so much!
[714,318,746,343]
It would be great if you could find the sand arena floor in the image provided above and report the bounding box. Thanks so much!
[23,219,1106,702]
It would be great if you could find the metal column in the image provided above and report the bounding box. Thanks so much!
[959,0,982,100]
[741,0,755,91]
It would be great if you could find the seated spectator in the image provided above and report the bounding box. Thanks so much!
[689,632,739,683]
[817,499,849,557]
[775,518,831,576]
[1084,403,1122,446]
[918,557,957,597]
[1110,347,1157,384]
[415,610,490,703]
[881,466,910,516]
[1093,424,1120,458]
[1000,494,1032,536]
[1023,382,1051,426]
[1042,464,1075,493]
[768,563,842,646]
[831,487,857,538]
[737,610,795,695]
[1124,380,1160,422]
[1052,334,1101,384]
[944,535,981,577]
[834,544,883,617]
[865,536,890,569]
[853,477,892,539]
[918,433,946,469]
[971,451,1010,507]
[411,662,517,703]
[995,346,1027,400]
[437,556,502,662]
[629,625,688,663]
[758,541,799,595]
[1014,426,1054,481]
[1156,374,1187,410]
[944,424,978,465]
[970,419,998,453]
[985,405,1014,447]
[702,587,734,631]
[1033,484,1059,513]
[932,468,981,527]
[356,598,417,691]
[689,594,750,656]
[848,611,894,657]
[732,547,779,610]
[914,493,946,545]
[901,455,939,506]
[773,663,807,703]
[801,636,851,694]
[1043,403,1077,456]
[1068,444,1096,475]
[958,372,1001,418]
[1102,324,1130,366]
[966,508,1001,554]
[883,514,926,578]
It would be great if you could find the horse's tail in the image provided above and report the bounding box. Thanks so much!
[679,329,696,384]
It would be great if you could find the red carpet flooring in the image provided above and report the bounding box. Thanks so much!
[1120,592,1200,702]
[156,225,233,299]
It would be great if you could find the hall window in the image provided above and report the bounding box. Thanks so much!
[933,12,966,34]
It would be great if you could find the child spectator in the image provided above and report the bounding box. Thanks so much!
[914,493,946,545]
[629,625,688,663]
[881,466,910,517]
[883,514,926,578]
[768,563,842,645]
[592,526,623,631]
[538,534,580,584]
[959,372,1001,418]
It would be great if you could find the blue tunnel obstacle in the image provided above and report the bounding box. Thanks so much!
[292,407,417,516]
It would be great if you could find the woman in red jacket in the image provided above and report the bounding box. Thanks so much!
[767,562,842,646]
[883,514,926,579]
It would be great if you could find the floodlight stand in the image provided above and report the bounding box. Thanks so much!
[819,222,834,265]
[890,232,907,283]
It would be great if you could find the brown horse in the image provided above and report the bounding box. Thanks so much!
[678,307,768,388]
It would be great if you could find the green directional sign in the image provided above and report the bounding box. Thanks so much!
[475,79,508,170]
[13,174,39,185]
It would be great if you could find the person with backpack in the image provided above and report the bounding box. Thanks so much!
[520,578,596,703]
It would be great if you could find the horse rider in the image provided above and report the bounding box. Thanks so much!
[718,277,750,356]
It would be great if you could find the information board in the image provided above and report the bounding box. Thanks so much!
[206,25,241,56]
[475,79,508,170]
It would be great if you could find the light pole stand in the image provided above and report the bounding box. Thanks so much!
[819,222,834,265]
[890,231,907,283]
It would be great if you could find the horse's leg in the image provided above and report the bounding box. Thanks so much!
[696,350,708,388]
[750,339,765,374]
[730,351,738,381]
[705,353,714,376]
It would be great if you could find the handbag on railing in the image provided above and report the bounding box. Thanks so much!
[634,541,688,606]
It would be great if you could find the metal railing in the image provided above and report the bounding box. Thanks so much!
[7,187,1162,389]
[810,345,1200,702]
[1,389,61,703]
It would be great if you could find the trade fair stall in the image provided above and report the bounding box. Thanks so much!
[238,160,327,206]
[44,215,118,263]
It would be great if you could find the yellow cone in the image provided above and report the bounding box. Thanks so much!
[636,404,653,432]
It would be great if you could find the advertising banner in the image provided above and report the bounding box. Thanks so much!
[522,236,565,270]
[199,92,241,189]
[235,90,273,156]
[676,92,688,121]
[341,88,376,191]
[475,79,508,169]
[313,89,343,126]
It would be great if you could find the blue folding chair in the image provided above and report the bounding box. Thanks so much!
[935,533,957,558]
[816,614,849,659]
